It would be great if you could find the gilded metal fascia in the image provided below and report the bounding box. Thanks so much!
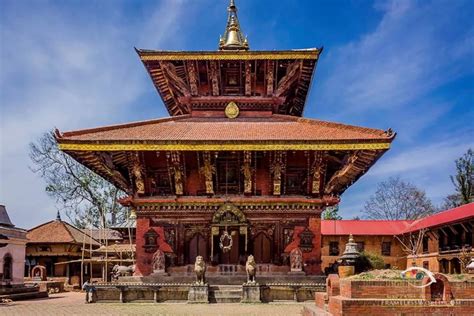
[139,51,320,61]
[59,142,390,152]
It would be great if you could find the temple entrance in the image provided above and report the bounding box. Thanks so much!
[187,233,208,264]
[216,227,241,264]
[211,204,248,265]
[253,232,272,263]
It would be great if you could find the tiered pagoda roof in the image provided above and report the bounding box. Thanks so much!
[55,0,395,200]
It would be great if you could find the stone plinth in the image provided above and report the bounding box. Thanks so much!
[187,284,209,303]
[241,284,261,303]
[338,265,354,278]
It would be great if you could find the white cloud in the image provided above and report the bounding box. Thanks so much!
[0,1,189,227]
[317,0,473,117]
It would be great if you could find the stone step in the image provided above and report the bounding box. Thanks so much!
[209,285,242,303]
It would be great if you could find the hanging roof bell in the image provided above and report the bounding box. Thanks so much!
[219,0,249,51]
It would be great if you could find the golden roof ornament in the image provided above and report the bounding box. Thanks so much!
[219,0,249,51]
[225,101,240,118]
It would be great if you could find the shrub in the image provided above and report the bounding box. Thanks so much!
[356,252,385,272]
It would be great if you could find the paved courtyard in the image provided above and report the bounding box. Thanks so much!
[0,292,319,316]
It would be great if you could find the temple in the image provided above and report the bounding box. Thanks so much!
[55,1,394,277]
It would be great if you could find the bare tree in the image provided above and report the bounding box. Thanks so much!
[363,177,435,220]
[455,246,472,273]
[449,148,473,206]
[29,131,127,228]
[395,228,427,265]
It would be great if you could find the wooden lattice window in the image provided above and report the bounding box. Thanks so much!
[381,242,391,256]
[329,242,339,256]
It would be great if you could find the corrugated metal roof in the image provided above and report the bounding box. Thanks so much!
[322,220,413,236]
[322,203,474,236]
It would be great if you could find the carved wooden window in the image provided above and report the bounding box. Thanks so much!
[329,241,339,256]
[216,157,239,194]
[381,242,391,256]
[143,229,159,253]
[299,227,315,252]
[148,169,172,196]
[285,167,306,195]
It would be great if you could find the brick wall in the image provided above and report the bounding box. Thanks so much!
[339,279,424,299]
[134,218,173,276]
[321,235,407,271]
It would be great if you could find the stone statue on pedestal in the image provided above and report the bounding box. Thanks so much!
[245,255,257,284]
[194,256,206,285]
[290,247,303,272]
[152,249,166,273]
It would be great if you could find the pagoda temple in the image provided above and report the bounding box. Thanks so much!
[55,1,395,276]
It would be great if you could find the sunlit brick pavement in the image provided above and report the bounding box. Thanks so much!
[0,292,323,316]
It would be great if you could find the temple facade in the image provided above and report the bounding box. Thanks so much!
[55,1,394,277]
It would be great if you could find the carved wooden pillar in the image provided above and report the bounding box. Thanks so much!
[209,61,219,96]
[312,152,326,196]
[245,62,251,96]
[131,153,145,195]
[186,61,199,96]
[242,151,253,194]
[177,222,185,266]
[274,221,281,264]
[170,151,184,195]
[266,60,274,96]
[271,152,284,195]
[200,151,215,195]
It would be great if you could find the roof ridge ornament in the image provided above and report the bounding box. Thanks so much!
[219,0,249,51]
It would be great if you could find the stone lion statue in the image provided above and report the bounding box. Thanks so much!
[246,255,257,284]
[194,256,206,285]
[111,264,135,281]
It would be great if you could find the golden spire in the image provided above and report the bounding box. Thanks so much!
[219,0,249,51]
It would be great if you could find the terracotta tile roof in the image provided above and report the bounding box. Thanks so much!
[58,115,393,143]
[81,228,123,241]
[27,219,100,246]
[322,220,413,236]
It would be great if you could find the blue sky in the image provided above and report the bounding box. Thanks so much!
[1,0,473,228]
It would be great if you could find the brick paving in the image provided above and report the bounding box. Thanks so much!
[0,292,314,316]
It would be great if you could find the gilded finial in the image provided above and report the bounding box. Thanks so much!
[219,0,249,50]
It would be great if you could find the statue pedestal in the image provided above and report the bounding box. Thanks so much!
[338,265,355,278]
[187,284,209,303]
[151,270,168,277]
[288,270,305,276]
[241,283,261,303]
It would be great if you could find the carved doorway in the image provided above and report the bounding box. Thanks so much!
[217,228,241,264]
[187,233,208,264]
[253,232,272,263]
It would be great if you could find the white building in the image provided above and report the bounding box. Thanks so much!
[0,205,27,286]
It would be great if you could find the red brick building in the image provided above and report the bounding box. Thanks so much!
[321,203,474,274]
[55,1,394,277]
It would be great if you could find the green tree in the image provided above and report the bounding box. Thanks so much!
[29,131,127,228]
[449,148,473,206]
[322,205,342,220]
[363,177,435,220]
